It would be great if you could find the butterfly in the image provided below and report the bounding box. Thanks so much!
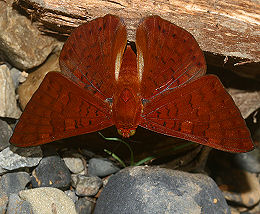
[10,14,254,153]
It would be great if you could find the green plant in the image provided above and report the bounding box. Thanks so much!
[99,132,154,167]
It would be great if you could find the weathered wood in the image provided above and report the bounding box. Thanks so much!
[14,0,260,75]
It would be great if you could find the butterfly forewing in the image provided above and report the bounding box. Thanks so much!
[140,75,254,152]
[136,16,206,100]
[59,14,127,100]
[10,72,113,147]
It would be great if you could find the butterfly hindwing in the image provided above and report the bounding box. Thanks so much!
[140,75,254,152]
[10,72,113,147]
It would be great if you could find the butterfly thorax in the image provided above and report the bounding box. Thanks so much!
[112,45,142,137]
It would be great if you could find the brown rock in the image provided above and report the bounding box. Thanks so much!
[218,169,260,207]
[0,1,62,70]
[18,52,60,110]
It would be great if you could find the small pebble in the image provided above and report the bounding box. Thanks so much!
[233,148,260,173]
[65,190,78,203]
[0,146,42,170]
[19,187,77,214]
[88,158,120,177]
[1,172,31,196]
[31,155,71,189]
[73,175,102,196]
[75,197,95,214]
[63,154,85,174]
[9,67,26,89]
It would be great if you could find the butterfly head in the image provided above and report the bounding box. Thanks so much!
[117,128,136,138]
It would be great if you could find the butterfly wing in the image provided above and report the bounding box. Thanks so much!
[136,15,206,100]
[140,75,254,153]
[10,72,113,147]
[59,14,127,100]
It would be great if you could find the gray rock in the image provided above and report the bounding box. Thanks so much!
[73,175,102,196]
[7,193,34,214]
[65,190,78,203]
[0,146,42,170]
[9,67,27,89]
[94,166,230,214]
[63,154,85,174]
[19,187,77,214]
[0,1,61,70]
[0,64,22,119]
[0,186,8,214]
[88,158,120,177]
[1,172,31,196]
[0,119,12,150]
[233,148,260,173]
[0,167,7,176]
[75,197,95,214]
[31,155,71,189]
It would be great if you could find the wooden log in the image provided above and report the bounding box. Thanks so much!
[14,0,260,62]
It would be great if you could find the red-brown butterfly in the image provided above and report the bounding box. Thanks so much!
[10,14,254,152]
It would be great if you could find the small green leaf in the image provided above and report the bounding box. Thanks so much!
[134,156,155,166]
[104,149,126,168]
[99,132,134,165]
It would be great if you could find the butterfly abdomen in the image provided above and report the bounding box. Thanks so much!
[112,45,142,137]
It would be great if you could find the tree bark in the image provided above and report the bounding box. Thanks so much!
[14,0,260,78]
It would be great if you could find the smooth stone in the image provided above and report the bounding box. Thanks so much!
[88,158,120,177]
[0,146,42,170]
[94,166,230,214]
[31,155,71,189]
[17,52,60,110]
[64,190,78,203]
[72,175,102,196]
[0,64,21,119]
[0,1,61,70]
[6,193,34,214]
[75,197,95,214]
[233,148,260,173]
[1,172,31,196]
[19,187,77,214]
[0,119,12,150]
[63,153,85,174]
